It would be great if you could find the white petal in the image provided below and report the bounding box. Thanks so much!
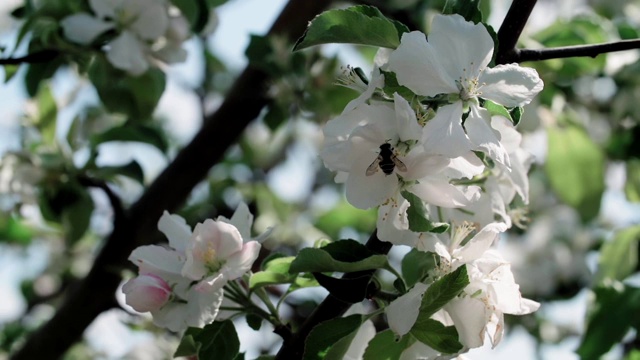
[386,282,428,337]
[377,198,419,247]
[89,0,121,19]
[106,31,149,75]
[388,31,458,97]
[343,67,385,114]
[408,177,473,208]
[423,102,474,158]
[129,245,184,279]
[402,149,450,181]
[223,241,261,280]
[455,223,507,263]
[429,14,494,82]
[445,296,489,349]
[157,211,191,253]
[344,320,376,360]
[400,341,440,360]
[226,201,253,241]
[447,153,485,179]
[345,151,399,209]
[187,287,224,327]
[479,64,543,107]
[130,0,169,40]
[466,105,510,166]
[61,14,114,44]
[393,93,422,142]
[491,115,521,153]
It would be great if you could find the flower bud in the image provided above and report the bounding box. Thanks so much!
[122,274,172,312]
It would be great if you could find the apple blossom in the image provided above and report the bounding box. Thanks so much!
[122,273,172,312]
[387,14,543,164]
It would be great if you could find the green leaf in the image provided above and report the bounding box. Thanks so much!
[34,83,57,146]
[246,35,280,76]
[410,318,462,354]
[401,191,450,233]
[419,266,469,318]
[402,249,436,288]
[289,239,387,274]
[88,56,165,121]
[294,5,409,51]
[546,124,605,222]
[0,216,33,245]
[175,320,240,360]
[595,225,640,284]
[315,202,376,241]
[509,106,523,126]
[577,285,640,360]
[363,329,414,360]
[482,100,512,123]
[625,159,640,203]
[91,160,145,185]
[380,70,417,100]
[170,0,209,32]
[303,315,363,360]
[24,56,63,97]
[442,0,482,24]
[249,256,297,289]
[312,272,372,303]
[2,64,20,83]
[246,314,262,331]
[90,123,169,153]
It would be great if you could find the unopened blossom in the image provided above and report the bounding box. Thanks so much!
[122,273,172,312]
[387,14,543,164]
[61,0,188,75]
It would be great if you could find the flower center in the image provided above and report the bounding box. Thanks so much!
[450,221,476,251]
[455,64,485,101]
[198,245,225,274]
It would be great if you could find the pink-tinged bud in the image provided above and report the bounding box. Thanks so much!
[122,274,172,312]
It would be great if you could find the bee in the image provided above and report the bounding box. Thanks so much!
[366,143,407,176]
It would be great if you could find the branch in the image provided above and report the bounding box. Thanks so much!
[274,230,392,359]
[0,49,59,65]
[10,1,330,359]
[77,176,126,229]
[515,39,640,62]
[496,0,538,65]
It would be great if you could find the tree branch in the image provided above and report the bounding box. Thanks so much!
[516,39,640,62]
[496,0,538,65]
[274,230,392,359]
[0,49,59,65]
[10,1,330,359]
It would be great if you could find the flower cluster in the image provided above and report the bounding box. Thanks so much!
[122,203,264,332]
[321,14,542,355]
[61,0,194,75]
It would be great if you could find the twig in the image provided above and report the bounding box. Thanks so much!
[496,0,538,65]
[274,229,392,359]
[0,49,59,65]
[10,1,330,359]
[516,39,640,62]
[77,176,126,229]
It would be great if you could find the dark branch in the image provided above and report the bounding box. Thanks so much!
[77,176,126,229]
[496,0,538,65]
[10,1,330,359]
[0,49,59,65]
[274,230,392,360]
[516,39,640,62]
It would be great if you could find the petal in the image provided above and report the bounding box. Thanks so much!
[479,64,543,107]
[445,296,489,349]
[447,152,485,179]
[377,198,419,247]
[223,241,262,280]
[422,102,474,158]
[61,14,114,44]
[491,115,521,153]
[194,273,226,293]
[128,245,184,279]
[225,201,253,241]
[408,176,473,208]
[387,31,458,97]
[157,211,191,253]
[466,105,510,166]
[454,222,507,263]
[429,14,494,82]
[386,282,428,337]
[345,151,399,209]
[106,31,149,75]
[198,219,244,259]
[402,148,450,181]
[393,93,422,142]
[400,341,440,360]
[343,67,385,114]
[130,0,169,40]
[344,320,376,360]
[186,287,224,327]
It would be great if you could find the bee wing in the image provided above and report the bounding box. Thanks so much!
[392,155,407,172]
[366,156,381,176]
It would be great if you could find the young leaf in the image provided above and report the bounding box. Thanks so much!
[546,124,605,222]
[363,329,414,360]
[595,225,640,285]
[410,318,462,354]
[402,249,436,288]
[482,100,512,123]
[249,256,297,289]
[174,320,240,360]
[442,0,483,23]
[294,5,409,51]
[303,315,363,360]
[401,191,450,233]
[419,265,469,318]
[625,159,640,203]
[33,83,57,146]
[91,160,145,185]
